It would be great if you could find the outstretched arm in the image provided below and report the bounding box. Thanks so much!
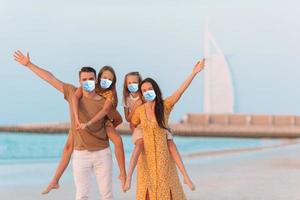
[14,50,64,93]
[168,59,205,106]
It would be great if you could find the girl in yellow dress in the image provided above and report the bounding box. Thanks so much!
[131,59,205,200]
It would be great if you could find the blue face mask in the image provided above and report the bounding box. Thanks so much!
[100,79,112,89]
[128,83,139,93]
[82,80,95,92]
[143,90,156,102]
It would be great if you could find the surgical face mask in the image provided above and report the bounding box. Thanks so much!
[143,90,156,102]
[100,79,112,89]
[128,83,139,93]
[82,80,95,92]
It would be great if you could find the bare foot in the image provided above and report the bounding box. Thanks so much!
[41,181,60,195]
[118,174,126,192]
[184,176,195,191]
[123,176,132,192]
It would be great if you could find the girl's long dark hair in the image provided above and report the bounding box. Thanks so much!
[96,66,118,107]
[139,78,170,131]
[123,71,142,105]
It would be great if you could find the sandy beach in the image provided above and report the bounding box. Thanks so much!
[1,139,300,200]
[2,1,300,200]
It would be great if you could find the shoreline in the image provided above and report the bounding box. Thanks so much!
[2,122,300,138]
[183,138,300,159]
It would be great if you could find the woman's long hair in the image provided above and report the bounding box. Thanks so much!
[96,66,118,107]
[139,78,169,131]
[123,71,142,105]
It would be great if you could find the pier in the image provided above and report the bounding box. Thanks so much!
[1,114,300,138]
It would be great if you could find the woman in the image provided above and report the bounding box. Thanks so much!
[123,71,195,192]
[130,59,205,200]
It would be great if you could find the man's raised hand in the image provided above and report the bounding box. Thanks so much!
[14,50,31,66]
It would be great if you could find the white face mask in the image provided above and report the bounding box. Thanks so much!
[100,79,112,89]
[143,90,156,102]
[82,80,95,92]
[128,83,139,93]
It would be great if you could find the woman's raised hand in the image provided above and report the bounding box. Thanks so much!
[192,58,205,75]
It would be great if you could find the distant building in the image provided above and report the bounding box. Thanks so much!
[203,21,234,114]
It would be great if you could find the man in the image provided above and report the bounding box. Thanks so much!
[14,50,121,200]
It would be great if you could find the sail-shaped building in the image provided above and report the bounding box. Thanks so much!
[203,23,234,114]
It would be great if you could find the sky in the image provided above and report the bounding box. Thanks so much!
[1,0,300,124]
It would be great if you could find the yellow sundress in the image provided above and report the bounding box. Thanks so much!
[131,97,187,200]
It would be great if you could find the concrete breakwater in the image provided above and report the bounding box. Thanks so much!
[0,122,131,135]
[179,113,300,138]
[1,114,300,138]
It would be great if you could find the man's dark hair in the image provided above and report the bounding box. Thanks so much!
[79,66,97,78]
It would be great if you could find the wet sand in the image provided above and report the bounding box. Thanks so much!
[1,140,300,200]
